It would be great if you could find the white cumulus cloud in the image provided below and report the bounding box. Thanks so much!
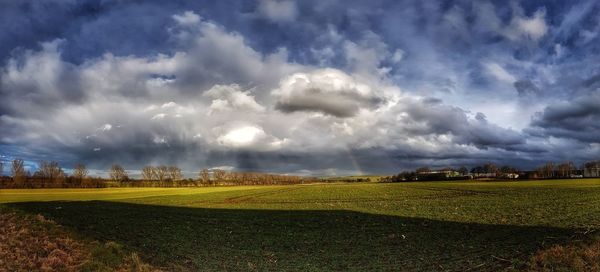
[272,68,384,117]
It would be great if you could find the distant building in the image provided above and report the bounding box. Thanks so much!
[472,172,497,178]
[584,161,600,178]
[499,173,519,179]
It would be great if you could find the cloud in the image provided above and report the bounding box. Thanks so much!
[528,93,600,143]
[273,68,384,117]
[483,62,516,84]
[204,84,265,113]
[384,98,526,150]
[99,124,112,131]
[0,40,83,117]
[2,1,600,174]
[391,49,404,64]
[257,0,297,22]
[514,80,542,97]
[504,8,548,42]
[172,11,201,26]
[168,12,303,93]
[216,125,275,149]
[473,2,502,34]
[473,2,549,44]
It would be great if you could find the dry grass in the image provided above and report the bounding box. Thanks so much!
[528,236,600,272]
[0,212,88,271]
[0,211,160,272]
[119,253,159,272]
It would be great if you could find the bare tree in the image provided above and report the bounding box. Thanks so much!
[199,169,210,185]
[568,161,575,177]
[109,164,128,182]
[72,163,89,180]
[483,163,498,175]
[556,161,575,178]
[213,169,226,184]
[0,161,3,177]
[535,162,556,178]
[11,159,26,185]
[415,167,431,173]
[35,161,65,186]
[12,159,25,176]
[141,166,156,180]
[156,165,168,181]
[544,162,555,178]
[167,166,182,181]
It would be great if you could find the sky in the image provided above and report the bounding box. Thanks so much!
[1,0,599,176]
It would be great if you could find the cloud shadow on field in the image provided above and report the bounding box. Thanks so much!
[8,201,580,271]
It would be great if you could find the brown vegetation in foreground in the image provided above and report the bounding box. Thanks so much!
[0,210,158,272]
[0,212,88,271]
[528,235,600,272]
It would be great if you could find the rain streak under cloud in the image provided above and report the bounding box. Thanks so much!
[1,0,600,176]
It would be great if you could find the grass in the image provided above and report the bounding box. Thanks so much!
[528,235,600,271]
[2,179,600,271]
[0,207,157,271]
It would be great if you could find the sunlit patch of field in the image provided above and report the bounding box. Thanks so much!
[2,179,600,271]
[0,186,264,203]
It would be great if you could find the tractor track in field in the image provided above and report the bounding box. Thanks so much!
[220,197,394,205]
[214,185,497,205]
[407,185,498,196]
[154,185,498,207]
[222,187,302,204]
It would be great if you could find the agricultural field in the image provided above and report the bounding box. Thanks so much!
[2,179,600,271]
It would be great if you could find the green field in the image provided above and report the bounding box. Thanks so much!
[2,179,600,271]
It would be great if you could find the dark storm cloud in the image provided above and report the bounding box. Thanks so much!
[582,74,600,89]
[275,97,368,118]
[396,99,527,150]
[0,41,85,117]
[514,80,542,97]
[0,0,88,62]
[528,93,600,143]
[2,0,600,175]
[0,0,258,64]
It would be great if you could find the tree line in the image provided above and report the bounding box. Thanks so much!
[381,160,597,182]
[0,159,106,188]
[0,159,317,189]
[1,158,598,188]
[529,161,583,179]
